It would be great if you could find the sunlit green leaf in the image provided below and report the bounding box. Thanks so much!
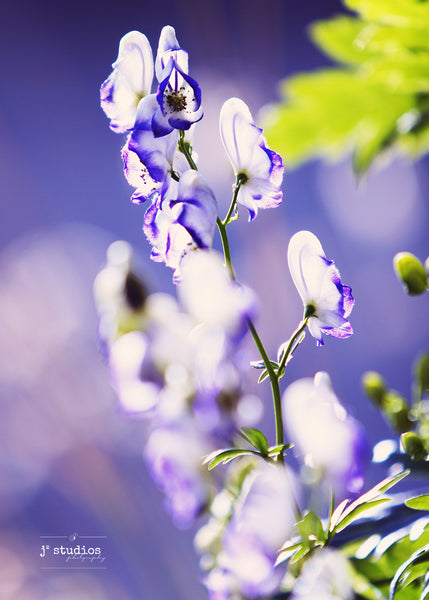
[240,427,269,455]
[203,448,260,470]
[390,544,429,599]
[405,495,429,511]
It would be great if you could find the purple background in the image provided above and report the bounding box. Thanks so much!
[0,0,428,598]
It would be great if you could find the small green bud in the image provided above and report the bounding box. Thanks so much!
[362,371,387,406]
[400,431,427,461]
[383,391,412,432]
[415,352,429,393]
[393,252,428,296]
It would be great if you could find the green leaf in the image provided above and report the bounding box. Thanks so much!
[203,448,259,470]
[344,0,429,29]
[297,510,327,544]
[310,15,376,65]
[334,498,392,534]
[390,544,429,599]
[405,495,429,511]
[240,427,269,455]
[268,443,293,458]
[330,470,409,534]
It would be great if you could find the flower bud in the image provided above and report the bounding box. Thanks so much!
[400,431,427,461]
[415,352,429,393]
[383,391,412,433]
[362,371,386,406]
[393,252,428,296]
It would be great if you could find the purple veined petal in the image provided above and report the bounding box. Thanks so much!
[156,62,203,131]
[100,31,154,133]
[151,107,174,137]
[155,26,189,81]
[121,141,161,204]
[220,98,263,174]
[342,285,355,318]
[171,170,217,248]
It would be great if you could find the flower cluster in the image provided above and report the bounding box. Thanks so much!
[94,242,257,527]
[101,26,284,279]
[96,25,382,600]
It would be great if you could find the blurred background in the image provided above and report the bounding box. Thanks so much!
[0,0,428,598]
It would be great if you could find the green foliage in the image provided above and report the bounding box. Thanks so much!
[264,0,429,173]
[347,518,429,599]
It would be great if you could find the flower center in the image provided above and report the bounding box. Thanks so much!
[166,89,187,112]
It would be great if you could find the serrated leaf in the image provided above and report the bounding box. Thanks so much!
[405,495,429,511]
[390,544,429,599]
[240,427,269,455]
[203,448,259,470]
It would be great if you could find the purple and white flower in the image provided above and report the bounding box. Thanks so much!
[145,419,212,528]
[287,230,354,346]
[282,372,368,496]
[121,94,183,204]
[202,462,298,599]
[143,170,217,281]
[152,26,203,136]
[220,98,284,221]
[100,31,154,133]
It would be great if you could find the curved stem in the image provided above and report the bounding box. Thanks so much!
[222,175,245,225]
[178,130,198,170]
[276,317,309,381]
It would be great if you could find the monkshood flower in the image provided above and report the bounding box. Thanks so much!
[143,170,217,281]
[152,26,203,136]
[203,461,298,599]
[144,419,213,528]
[121,94,184,204]
[220,98,284,221]
[287,230,354,346]
[100,31,154,133]
[282,372,368,496]
[290,548,353,600]
[93,240,148,347]
[179,251,256,340]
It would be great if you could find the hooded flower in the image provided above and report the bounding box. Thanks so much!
[220,98,284,221]
[152,26,203,136]
[100,31,154,133]
[143,170,217,281]
[287,230,354,346]
[121,94,183,204]
[282,372,368,496]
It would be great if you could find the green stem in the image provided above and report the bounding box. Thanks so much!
[216,217,235,279]
[222,174,246,225]
[246,318,284,461]
[276,317,309,381]
[178,130,198,170]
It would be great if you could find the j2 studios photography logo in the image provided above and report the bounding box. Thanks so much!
[39,532,107,569]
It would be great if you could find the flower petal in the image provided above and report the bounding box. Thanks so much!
[100,31,154,133]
